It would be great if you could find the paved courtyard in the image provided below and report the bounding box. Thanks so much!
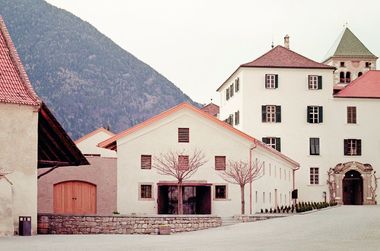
[1,206,380,251]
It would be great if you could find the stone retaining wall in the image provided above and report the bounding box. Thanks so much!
[38,214,222,235]
[234,214,288,223]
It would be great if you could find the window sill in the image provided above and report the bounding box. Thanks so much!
[214,198,231,201]
[138,198,155,201]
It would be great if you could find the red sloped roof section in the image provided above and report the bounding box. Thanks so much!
[242,45,335,69]
[334,70,380,98]
[0,16,40,106]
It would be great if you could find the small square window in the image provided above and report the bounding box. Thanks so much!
[310,168,319,185]
[215,185,227,199]
[307,106,323,123]
[140,184,152,199]
[178,128,189,143]
[340,62,345,67]
[141,155,152,169]
[344,139,361,156]
[215,156,226,170]
[265,74,278,89]
[366,62,371,68]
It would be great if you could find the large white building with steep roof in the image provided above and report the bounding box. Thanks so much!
[218,31,379,205]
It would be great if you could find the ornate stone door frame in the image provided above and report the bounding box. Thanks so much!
[330,161,376,205]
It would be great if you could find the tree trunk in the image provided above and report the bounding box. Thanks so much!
[240,184,245,215]
[178,182,183,214]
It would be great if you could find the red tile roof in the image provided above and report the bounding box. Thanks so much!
[0,16,40,106]
[241,45,335,69]
[98,102,300,169]
[201,103,219,117]
[334,70,380,99]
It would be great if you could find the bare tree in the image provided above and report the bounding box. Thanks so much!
[0,168,13,185]
[152,149,207,214]
[220,160,263,214]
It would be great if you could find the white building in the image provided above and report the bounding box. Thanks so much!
[99,103,299,216]
[0,17,87,236]
[217,31,379,205]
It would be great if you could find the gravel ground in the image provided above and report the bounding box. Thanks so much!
[1,205,380,251]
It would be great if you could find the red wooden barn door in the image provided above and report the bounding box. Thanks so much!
[54,181,96,214]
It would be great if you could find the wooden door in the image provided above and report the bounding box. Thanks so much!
[54,181,96,214]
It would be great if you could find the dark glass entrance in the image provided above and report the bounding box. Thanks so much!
[343,170,363,205]
[157,185,211,214]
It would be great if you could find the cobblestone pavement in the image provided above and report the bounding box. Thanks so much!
[1,206,380,251]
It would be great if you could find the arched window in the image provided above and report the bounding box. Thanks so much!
[340,72,345,83]
[358,72,363,77]
[346,72,351,83]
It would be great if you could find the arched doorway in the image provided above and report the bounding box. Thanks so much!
[54,181,97,214]
[343,170,363,205]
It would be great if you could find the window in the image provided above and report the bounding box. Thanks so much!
[347,106,357,124]
[141,155,152,169]
[358,72,363,77]
[340,72,345,83]
[346,72,351,83]
[262,105,281,123]
[310,168,319,185]
[263,192,265,203]
[366,62,371,68]
[215,185,227,199]
[234,111,240,125]
[265,74,278,89]
[255,191,258,203]
[140,184,152,199]
[262,137,281,152]
[178,155,189,170]
[226,88,230,100]
[269,164,272,176]
[308,75,322,90]
[307,106,323,123]
[340,62,345,67]
[215,156,226,170]
[269,192,272,204]
[309,138,320,155]
[344,139,362,156]
[229,84,234,98]
[224,114,233,126]
[178,128,189,143]
[235,78,240,92]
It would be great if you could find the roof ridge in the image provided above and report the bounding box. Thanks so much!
[75,127,115,144]
[0,16,41,106]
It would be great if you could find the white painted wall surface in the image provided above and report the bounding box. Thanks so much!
[219,66,380,202]
[116,107,296,216]
[0,103,38,235]
[76,130,116,157]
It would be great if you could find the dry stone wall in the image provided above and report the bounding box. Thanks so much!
[38,214,221,235]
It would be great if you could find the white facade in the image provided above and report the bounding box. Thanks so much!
[218,50,379,203]
[75,128,116,157]
[101,103,298,216]
[0,103,39,235]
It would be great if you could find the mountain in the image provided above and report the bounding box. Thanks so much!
[0,0,197,139]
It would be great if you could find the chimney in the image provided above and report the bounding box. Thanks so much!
[284,34,290,49]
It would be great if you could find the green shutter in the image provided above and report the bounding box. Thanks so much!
[318,76,323,89]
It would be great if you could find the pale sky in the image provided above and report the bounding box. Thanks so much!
[46,0,380,105]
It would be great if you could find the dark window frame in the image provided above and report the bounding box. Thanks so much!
[310,167,319,185]
[178,128,190,143]
[141,155,152,169]
[309,138,320,155]
[215,185,227,199]
[140,184,153,199]
[347,106,357,124]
